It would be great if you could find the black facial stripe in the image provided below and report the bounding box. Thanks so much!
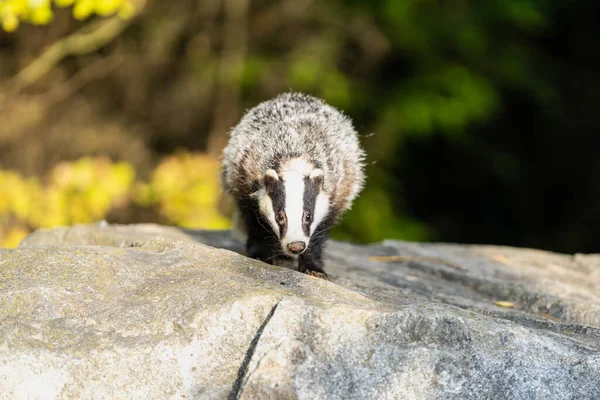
[267,178,286,237]
[303,175,320,236]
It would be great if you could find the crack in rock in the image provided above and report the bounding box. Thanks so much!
[228,299,281,400]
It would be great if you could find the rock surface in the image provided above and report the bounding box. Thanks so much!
[0,223,597,399]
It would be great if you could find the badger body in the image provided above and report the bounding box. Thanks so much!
[220,92,366,279]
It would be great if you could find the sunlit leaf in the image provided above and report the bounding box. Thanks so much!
[1,226,30,248]
[30,6,54,24]
[73,0,97,20]
[1,13,19,32]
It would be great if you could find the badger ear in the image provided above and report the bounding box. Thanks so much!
[309,169,324,190]
[264,169,279,193]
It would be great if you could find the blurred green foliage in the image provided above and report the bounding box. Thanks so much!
[267,0,559,244]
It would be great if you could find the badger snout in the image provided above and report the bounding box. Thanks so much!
[287,241,306,254]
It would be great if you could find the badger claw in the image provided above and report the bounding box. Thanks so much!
[304,270,328,280]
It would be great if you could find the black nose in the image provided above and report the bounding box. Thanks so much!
[287,241,306,254]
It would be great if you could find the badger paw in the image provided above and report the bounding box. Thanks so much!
[304,270,328,280]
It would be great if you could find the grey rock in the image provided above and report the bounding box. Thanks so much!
[0,223,597,399]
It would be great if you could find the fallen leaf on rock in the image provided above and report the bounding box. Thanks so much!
[490,254,510,263]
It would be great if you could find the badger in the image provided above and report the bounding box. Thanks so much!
[220,92,366,279]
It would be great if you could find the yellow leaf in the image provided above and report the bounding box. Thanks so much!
[8,2,28,15]
[494,301,514,308]
[31,7,54,25]
[2,14,19,32]
[72,0,95,20]
[2,226,30,248]
[95,0,122,16]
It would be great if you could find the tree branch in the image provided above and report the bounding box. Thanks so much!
[8,14,136,92]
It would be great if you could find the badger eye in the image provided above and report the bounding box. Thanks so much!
[303,210,311,222]
[276,211,286,224]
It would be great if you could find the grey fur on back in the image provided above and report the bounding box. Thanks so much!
[220,92,366,216]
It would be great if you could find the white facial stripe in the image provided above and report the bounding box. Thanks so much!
[265,169,279,181]
[310,168,323,180]
[310,191,330,235]
[282,169,308,245]
[257,189,280,238]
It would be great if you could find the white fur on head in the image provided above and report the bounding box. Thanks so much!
[311,191,329,235]
[264,169,279,182]
[281,168,308,253]
[308,168,328,235]
[256,190,279,238]
[255,169,281,238]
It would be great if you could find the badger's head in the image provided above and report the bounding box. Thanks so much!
[255,160,330,255]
